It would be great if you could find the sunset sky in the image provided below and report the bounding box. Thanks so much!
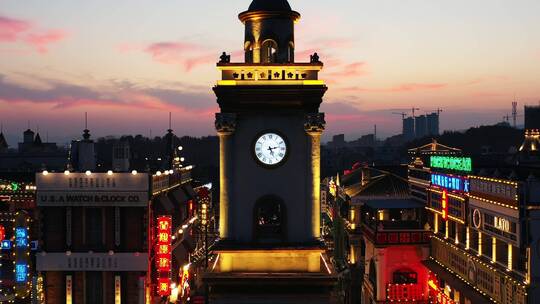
[1,0,540,145]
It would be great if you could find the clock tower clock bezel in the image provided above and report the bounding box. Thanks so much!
[251,130,290,169]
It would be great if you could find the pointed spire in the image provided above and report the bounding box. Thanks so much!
[82,112,91,141]
[34,132,43,145]
[0,131,7,149]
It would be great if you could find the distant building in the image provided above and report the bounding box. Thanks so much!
[415,115,427,138]
[69,128,96,172]
[519,105,540,165]
[414,113,440,138]
[403,117,415,140]
[0,129,67,172]
[524,105,540,130]
[329,134,346,149]
[112,140,130,172]
[426,112,440,136]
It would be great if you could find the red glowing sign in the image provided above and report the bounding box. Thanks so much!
[441,190,448,221]
[155,216,172,296]
[157,277,171,296]
[0,225,4,240]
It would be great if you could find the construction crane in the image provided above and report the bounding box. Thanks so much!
[434,108,443,116]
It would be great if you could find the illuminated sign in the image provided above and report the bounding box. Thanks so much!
[115,276,121,304]
[1,240,11,250]
[431,173,469,193]
[66,275,73,304]
[441,190,448,221]
[156,216,172,296]
[0,225,4,240]
[430,156,472,172]
[15,227,28,248]
[494,216,510,232]
[15,263,27,282]
[157,277,171,296]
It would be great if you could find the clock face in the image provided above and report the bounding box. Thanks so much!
[254,132,287,166]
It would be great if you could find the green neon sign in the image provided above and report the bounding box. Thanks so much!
[430,156,472,172]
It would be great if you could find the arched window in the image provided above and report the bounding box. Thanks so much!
[392,268,418,284]
[260,39,278,63]
[245,41,254,63]
[287,41,294,63]
[254,195,285,241]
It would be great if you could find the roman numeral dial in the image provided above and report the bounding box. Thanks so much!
[254,132,287,166]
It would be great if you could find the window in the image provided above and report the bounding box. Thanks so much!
[254,196,285,240]
[287,42,294,62]
[261,39,278,63]
[86,208,103,247]
[393,270,418,284]
[245,41,254,63]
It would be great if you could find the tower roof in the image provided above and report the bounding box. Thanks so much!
[0,132,7,149]
[34,133,43,145]
[24,129,34,135]
[248,0,292,12]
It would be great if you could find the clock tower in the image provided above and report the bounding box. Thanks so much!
[206,0,336,302]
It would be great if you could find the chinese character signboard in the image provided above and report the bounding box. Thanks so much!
[431,173,469,193]
[155,216,172,296]
[430,156,472,172]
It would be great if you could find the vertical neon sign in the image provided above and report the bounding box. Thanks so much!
[441,190,448,221]
[156,216,172,296]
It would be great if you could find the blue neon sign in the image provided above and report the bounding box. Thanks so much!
[15,227,28,248]
[1,240,11,250]
[15,263,27,282]
[431,173,469,193]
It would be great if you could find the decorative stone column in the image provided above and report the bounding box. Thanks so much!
[215,113,237,239]
[305,113,326,239]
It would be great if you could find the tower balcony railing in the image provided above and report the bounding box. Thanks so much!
[216,62,324,86]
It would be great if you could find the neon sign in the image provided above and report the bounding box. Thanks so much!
[431,173,469,193]
[0,225,4,241]
[15,263,27,282]
[1,240,11,250]
[156,216,172,296]
[430,156,472,172]
[15,227,28,248]
[441,190,448,221]
[494,216,510,232]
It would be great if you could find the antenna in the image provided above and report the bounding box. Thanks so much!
[374,124,377,142]
[512,101,518,128]
[27,120,30,130]
[85,112,88,130]
[168,112,172,131]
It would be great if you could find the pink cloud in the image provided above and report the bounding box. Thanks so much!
[344,83,447,93]
[144,42,201,65]
[0,14,67,53]
[327,62,368,78]
[0,16,31,42]
[24,29,68,53]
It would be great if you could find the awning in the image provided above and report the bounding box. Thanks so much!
[422,259,491,303]
[158,194,175,213]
